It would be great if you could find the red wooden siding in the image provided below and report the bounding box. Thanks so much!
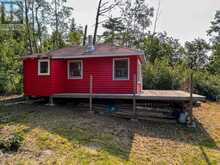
[23,56,142,96]
[23,59,53,96]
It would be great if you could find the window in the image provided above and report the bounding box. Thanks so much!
[113,58,129,80]
[68,60,83,79]
[38,59,50,75]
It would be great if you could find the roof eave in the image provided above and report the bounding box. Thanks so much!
[51,53,143,59]
[22,52,145,60]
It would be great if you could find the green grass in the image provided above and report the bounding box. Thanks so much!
[0,102,219,164]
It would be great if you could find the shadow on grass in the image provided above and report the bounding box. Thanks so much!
[0,101,219,162]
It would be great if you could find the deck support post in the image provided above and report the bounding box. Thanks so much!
[133,94,136,114]
[89,75,93,113]
[48,96,54,106]
[132,74,137,121]
[183,101,196,128]
[188,72,194,126]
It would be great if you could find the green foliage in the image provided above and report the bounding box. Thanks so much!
[68,18,83,45]
[194,71,220,101]
[0,132,24,152]
[142,58,186,90]
[208,42,220,74]
[118,0,154,47]
[51,31,66,49]
[68,32,82,45]
[102,17,125,45]
[0,30,25,94]
[207,10,220,42]
[142,58,220,101]
[142,33,184,64]
[184,38,210,70]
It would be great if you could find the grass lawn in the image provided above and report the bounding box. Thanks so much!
[0,100,220,165]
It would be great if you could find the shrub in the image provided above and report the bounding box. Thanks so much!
[0,132,24,152]
[142,59,186,90]
[142,59,220,101]
[194,71,220,101]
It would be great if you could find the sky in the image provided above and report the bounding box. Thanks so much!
[67,0,220,44]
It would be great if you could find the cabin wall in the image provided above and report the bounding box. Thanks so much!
[23,56,142,96]
[23,58,53,96]
[63,56,139,94]
[51,60,66,93]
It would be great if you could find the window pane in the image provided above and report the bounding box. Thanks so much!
[40,62,48,73]
[69,62,81,78]
[114,59,128,79]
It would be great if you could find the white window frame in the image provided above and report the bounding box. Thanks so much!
[38,59,50,76]
[113,58,130,80]
[67,60,83,80]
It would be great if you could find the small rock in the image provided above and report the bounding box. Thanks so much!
[41,150,53,156]
[0,150,3,157]
[84,143,102,155]
[38,149,54,160]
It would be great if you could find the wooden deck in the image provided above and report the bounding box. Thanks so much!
[52,90,205,123]
[53,90,205,101]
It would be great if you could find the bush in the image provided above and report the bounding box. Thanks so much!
[0,132,24,152]
[142,59,186,90]
[0,32,24,94]
[142,59,220,101]
[194,71,220,101]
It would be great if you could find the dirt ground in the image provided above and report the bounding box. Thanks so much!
[0,99,220,165]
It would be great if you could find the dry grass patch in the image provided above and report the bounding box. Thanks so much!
[0,101,219,164]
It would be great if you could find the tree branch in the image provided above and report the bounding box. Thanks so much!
[153,0,161,34]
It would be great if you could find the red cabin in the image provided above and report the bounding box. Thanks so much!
[23,44,145,97]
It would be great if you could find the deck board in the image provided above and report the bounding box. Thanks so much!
[53,90,205,101]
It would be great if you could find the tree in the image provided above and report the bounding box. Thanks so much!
[24,0,33,54]
[184,39,210,124]
[207,10,220,75]
[50,0,73,49]
[34,0,51,52]
[207,10,220,42]
[208,42,220,74]
[68,18,83,45]
[185,39,210,70]
[22,0,52,53]
[93,0,121,45]
[51,31,66,49]
[0,30,25,93]
[68,32,82,45]
[121,0,154,47]
[102,17,125,45]
[142,32,184,64]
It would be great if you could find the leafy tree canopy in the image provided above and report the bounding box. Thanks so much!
[207,10,220,42]
[184,38,210,70]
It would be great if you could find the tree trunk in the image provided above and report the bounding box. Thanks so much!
[35,6,42,52]
[189,71,193,124]
[31,2,38,53]
[83,25,88,46]
[93,0,102,45]
[54,0,59,49]
[24,0,33,54]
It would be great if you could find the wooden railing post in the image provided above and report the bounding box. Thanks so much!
[89,75,93,112]
[133,74,137,117]
[188,71,193,126]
